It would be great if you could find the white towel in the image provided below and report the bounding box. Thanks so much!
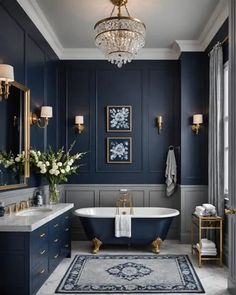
[201,239,216,249]
[202,204,216,210]
[165,149,177,197]
[115,214,131,238]
[196,243,217,256]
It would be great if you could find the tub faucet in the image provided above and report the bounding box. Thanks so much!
[116,192,133,214]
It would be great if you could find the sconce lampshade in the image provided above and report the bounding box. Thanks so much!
[75,116,84,124]
[193,114,203,124]
[0,64,14,82]
[41,106,53,118]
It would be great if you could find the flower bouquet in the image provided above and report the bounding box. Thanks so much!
[30,142,85,204]
[0,151,25,182]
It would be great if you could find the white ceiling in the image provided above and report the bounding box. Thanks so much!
[17,0,228,59]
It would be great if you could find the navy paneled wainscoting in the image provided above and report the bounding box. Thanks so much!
[60,60,183,184]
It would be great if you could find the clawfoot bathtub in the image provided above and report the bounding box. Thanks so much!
[74,207,179,254]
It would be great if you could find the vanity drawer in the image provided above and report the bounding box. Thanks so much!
[31,224,48,249]
[31,261,49,295]
[31,246,48,268]
[48,245,62,273]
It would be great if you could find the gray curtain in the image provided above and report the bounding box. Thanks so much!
[208,44,224,216]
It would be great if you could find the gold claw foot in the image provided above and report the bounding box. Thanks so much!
[92,238,102,254]
[151,237,162,254]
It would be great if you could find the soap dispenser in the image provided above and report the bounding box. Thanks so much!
[0,201,5,217]
[34,191,43,206]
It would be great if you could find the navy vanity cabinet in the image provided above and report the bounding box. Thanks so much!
[0,209,72,295]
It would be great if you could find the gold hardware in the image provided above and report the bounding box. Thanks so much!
[151,237,162,254]
[225,208,236,215]
[30,112,49,128]
[156,116,163,134]
[74,123,85,134]
[19,200,30,211]
[54,238,59,243]
[54,254,59,259]
[92,237,102,254]
[192,114,203,135]
[53,223,59,228]
[192,124,201,135]
[39,269,45,274]
[40,250,46,255]
[116,191,133,214]
[111,0,127,6]
[40,233,46,238]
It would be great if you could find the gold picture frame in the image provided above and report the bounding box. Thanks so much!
[107,137,132,164]
[106,105,132,132]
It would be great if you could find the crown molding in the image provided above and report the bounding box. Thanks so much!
[60,48,179,60]
[199,0,228,50]
[17,0,62,58]
[17,0,228,59]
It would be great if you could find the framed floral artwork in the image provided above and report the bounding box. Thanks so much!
[106,105,132,132]
[107,137,132,163]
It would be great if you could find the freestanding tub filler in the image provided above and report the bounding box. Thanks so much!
[74,207,180,254]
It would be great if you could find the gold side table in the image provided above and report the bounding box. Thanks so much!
[191,214,223,267]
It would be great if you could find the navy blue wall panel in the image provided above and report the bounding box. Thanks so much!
[0,0,59,189]
[60,61,180,184]
[180,52,208,185]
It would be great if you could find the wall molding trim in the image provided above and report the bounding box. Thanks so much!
[17,0,228,60]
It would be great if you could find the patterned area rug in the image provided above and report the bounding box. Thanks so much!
[56,255,205,294]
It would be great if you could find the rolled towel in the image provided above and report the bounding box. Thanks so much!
[115,214,132,238]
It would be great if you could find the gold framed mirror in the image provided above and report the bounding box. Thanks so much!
[0,81,30,190]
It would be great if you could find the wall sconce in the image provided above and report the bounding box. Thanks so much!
[156,115,163,134]
[0,64,14,100]
[192,114,203,135]
[30,106,53,128]
[75,116,84,133]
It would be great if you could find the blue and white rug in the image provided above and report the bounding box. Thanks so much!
[56,255,205,294]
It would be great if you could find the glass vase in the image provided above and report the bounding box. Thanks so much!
[49,183,60,204]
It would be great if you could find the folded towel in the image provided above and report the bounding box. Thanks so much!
[201,239,216,249]
[115,214,132,238]
[196,243,217,256]
[165,149,177,197]
[202,203,216,210]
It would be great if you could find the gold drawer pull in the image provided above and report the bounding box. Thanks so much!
[39,268,45,274]
[65,216,69,220]
[65,228,69,232]
[65,244,69,248]
[54,254,59,259]
[54,238,59,243]
[40,249,46,255]
[53,223,59,228]
[40,233,46,238]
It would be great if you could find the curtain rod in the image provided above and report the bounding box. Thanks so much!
[208,35,229,56]
[221,35,229,45]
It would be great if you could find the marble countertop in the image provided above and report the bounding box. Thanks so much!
[0,203,74,232]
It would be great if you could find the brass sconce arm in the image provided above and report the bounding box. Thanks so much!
[192,124,201,135]
[156,115,163,134]
[30,112,49,128]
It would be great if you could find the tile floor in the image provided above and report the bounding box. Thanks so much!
[37,240,230,295]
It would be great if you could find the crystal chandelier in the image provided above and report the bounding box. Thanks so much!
[94,0,146,68]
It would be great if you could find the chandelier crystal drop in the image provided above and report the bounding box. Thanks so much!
[94,0,146,68]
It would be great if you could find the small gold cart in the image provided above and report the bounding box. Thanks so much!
[191,214,223,267]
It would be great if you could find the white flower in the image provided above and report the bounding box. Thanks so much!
[37,161,43,167]
[65,166,70,172]
[54,170,60,176]
[15,157,21,162]
[52,164,58,170]
[40,168,47,174]
[46,161,50,166]
[37,151,41,156]
[61,169,65,174]
[57,162,62,167]
[49,169,55,175]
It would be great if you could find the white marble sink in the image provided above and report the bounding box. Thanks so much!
[15,207,53,216]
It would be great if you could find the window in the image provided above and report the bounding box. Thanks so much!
[224,62,229,195]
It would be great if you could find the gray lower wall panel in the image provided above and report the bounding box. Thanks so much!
[180,185,208,243]
[0,184,209,245]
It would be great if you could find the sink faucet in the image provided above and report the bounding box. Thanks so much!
[19,200,30,211]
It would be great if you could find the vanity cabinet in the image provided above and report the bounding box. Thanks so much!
[0,209,72,295]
